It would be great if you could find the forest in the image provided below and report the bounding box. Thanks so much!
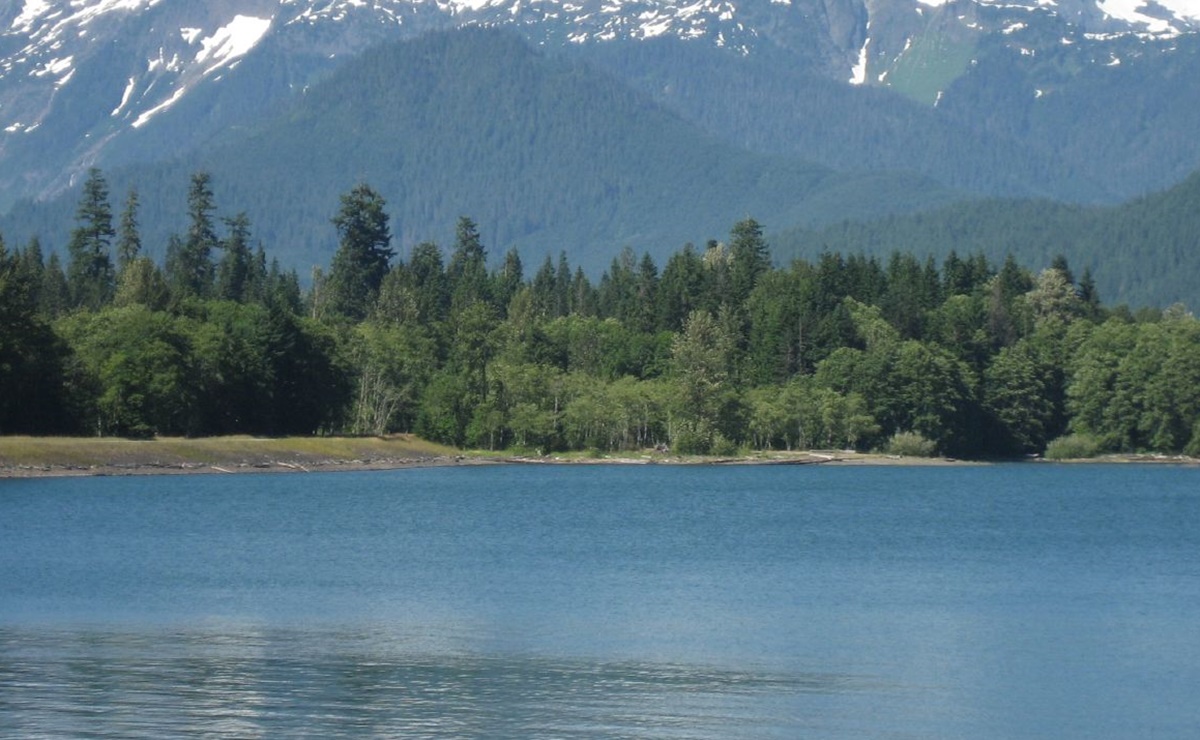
[2,169,1199,459]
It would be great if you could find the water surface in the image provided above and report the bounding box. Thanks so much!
[2,464,1197,737]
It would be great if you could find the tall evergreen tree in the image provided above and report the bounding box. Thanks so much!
[66,168,116,310]
[728,218,770,306]
[327,183,394,320]
[217,212,254,302]
[41,252,70,319]
[116,187,142,271]
[447,216,490,312]
[531,255,557,318]
[168,172,219,299]
[408,241,449,325]
[657,243,705,332]
[493,247,524,314]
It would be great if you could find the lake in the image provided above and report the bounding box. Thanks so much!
[2,464,1198,737]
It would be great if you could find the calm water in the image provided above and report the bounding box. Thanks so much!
[1,464,1198,738]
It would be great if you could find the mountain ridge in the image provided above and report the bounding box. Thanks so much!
[4,0,1200,210]
[0,28,962,275]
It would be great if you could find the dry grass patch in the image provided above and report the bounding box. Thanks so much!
[0,434,456,472]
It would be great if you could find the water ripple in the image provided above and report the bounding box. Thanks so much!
[0,624,890,739]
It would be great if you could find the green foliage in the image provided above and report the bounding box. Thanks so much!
[776,170,1200,310]
[57,306,197,437]
[6,168,1200,459]
[883,431,938,458]
[327,184,394,320]
[166,172,219,300]
[66,168,116,310]
[0,238,70,433]
[1044,433,1102,461]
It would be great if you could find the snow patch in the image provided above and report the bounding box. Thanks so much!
[1098,0,1178,35]
[148,49,183,73]
[180,27,203,44]
[916,0,951,7]
[640,14,672,37]
[850,37,869,85]
[132,85,186,128]
[33,55,73,78]
[111,76,137,116]
[447,0,505,9]
[194,15,272,72]
[1156,0,1200,23]
[11,0,52,34]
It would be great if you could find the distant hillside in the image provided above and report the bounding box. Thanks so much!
[576,34,1200,204]
[0,29,959,275]
[576,39,1098,202]
[774,170,1200,309]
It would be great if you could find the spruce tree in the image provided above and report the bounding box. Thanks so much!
[217,212,254,302]
[66,168,116,309]
[116,187,142,271]
[447,216,490,312]
[327,183,393,320]
[168,172,219,299]
[728,218,770,307]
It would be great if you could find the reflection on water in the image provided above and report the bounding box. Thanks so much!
[0,624,891,739]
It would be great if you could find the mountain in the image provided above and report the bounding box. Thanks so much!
[0,29,960,275]
[773,169,1200,309]
[4,0,1200,213]
[576,33,1200,202]
[4,0,1200,300]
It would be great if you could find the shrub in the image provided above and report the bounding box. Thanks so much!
[710,434,741,457]
[1044,433,1102,460]
[883,430,937,457]
[671,427,712,456]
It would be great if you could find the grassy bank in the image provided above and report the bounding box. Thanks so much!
[1,435,989,477]
[0,434,459,476]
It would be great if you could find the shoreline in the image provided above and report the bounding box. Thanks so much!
[1,436,1195,479]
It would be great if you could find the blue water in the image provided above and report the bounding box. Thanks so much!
[1,464,1198,737]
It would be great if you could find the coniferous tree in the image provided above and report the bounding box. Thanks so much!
[408,242,449,325]
[728,217,770,306]
[116,187,142,271]
[1,237,69,433]
[570,267,597,317]
[531,255,557,318]
[16,238,45,312]
[217,212,254,302]
[327,183,394,320]
[657,243,705,331]
[554,252,572,319]
[113,257,170,310]
[169,172,219,299]
[66,168,116,310]
[447,216,490,312]
[41,252,70,319]
[634,252,659,333]
[494,247,524,314]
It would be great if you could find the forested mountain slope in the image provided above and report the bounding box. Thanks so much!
[577,34,1200,204]
[0,30,959,275]
[776,170,1200,309]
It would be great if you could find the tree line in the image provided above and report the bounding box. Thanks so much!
[3,168,1199,458]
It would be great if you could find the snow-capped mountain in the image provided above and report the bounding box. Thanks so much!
[1,0,1199,209]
